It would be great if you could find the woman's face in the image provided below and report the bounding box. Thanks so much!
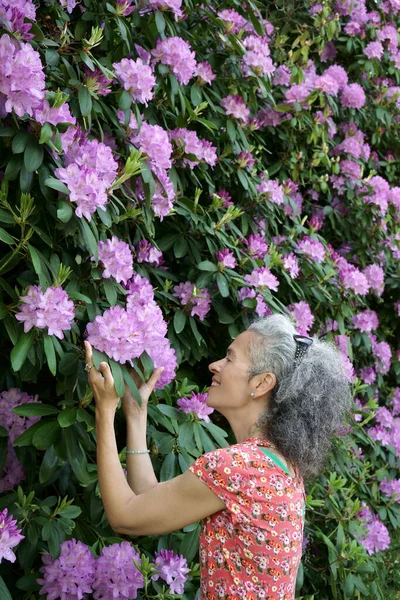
[207,330,254,409]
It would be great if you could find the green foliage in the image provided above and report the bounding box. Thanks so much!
[0,0,399,599]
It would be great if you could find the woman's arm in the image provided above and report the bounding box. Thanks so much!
[125,417,158,494]
[85,342,225,535]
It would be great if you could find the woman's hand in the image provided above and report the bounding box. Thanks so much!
[122,365,164,420]
[84,341,119,416]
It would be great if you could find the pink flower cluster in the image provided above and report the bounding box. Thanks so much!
[113,58,156,106]
[152,36,196,84]
[244,267,279,292]
[55,135,118,221]
[0,34,45,117]
[238,287,272,318]
[256,177,285,205]
[290,301,314,336]
[135,167,176,221]
[357,505,391,555]
[151,549,190,595]
[136,240,163,267]
[0,508,24,564]
[177,392,214,422]
[297,236,326,262]
[38,539,147,600]
[243,234,268,259]
[380,477,400,499]
[242,34,275,78]
[221,94,250,123]
[216,249,236,269]
[16,285,75,339]
[173,281,211,321]
[170,128,217,168]
[0,387,41,492]
[352,309,379,333]
[34,99,76,126]
[0,0,36,40]
[97,236,134,283]
[87,274,176,389]
[369,334,392,375]
[217,9,247,34]
[283,252,300,278]
[147,0,183,20]
[195,61,216,85]
[133,122,173,170]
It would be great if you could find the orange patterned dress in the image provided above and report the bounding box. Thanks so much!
[188,436,306,600]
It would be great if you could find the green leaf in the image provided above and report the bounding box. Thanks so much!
[32,420,62,450]
[140,351,154,380]
[39,445,59,484]
[179,522,200,563]
[197,260,218,272]
[45,177,70,195]
[0,227,14,245]
[12,131,31,154]
[24,138,44,172]
[109,359,125,398]
[0,576,13,600]
[190,85,202,107]
[65,427,94,485]
[57,200,73,223]
[13,403,59,417]
[157,405,180,420]
[178,421,194,448]
[43,335,57,376]
[57,407,77,428]
[79,218,98,260]
[39,123,53,145]
[155,10,166,35]
[118,90,131,111]
[11,329,36,372]
[226,119,236,142]
[237,168,249,190]
[122,368,142,405]
[28,244,42,275]
[160,452,176,481]
[5,154,23,180]
[216,272,229,297]
[103,278,117,306]
[174,309,186,334]
[78,85,92,117]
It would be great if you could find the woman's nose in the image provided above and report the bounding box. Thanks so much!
[208,359,221,373]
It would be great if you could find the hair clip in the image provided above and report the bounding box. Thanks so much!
[293,334,313,368]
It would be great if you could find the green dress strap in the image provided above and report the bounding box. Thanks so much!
[257,446,290,476]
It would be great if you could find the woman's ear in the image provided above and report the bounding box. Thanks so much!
[254,372,276,396]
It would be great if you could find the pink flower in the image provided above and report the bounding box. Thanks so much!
[283,252,300,278]
[256,177,285,205]
[152,549,190,595]
[221,95,250,122]
[359,367,376,385]
[216,249,236,269]
[244,267,279,292]
[0,509,24,564]
[148,0,183,19]
[290,301,314,335]
[173,281,211,321]
[195,61,216,85]
[97,236,134,283]
[177,392,214,423]
[217,9,247,34]
[352,309,379,332]
[341,83,366,109]
[243,234,268,259]
[92,542,144,599]
[297,236,326,262]
[315,73,339,96]
[133,122,173,170]
[363,41,384,60]
[136,240,163,266]
[16,285,74,339]
[113,58,156,105]
[0,34,45,117]
[363,264,384,296]
[152,36,196,85]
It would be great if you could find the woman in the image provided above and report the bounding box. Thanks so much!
[85,314,352,600]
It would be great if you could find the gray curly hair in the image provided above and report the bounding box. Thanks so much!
[247,314,353,483]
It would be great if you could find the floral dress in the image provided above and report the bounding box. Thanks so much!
[188,436,306,600]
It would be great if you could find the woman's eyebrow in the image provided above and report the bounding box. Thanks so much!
[227,347,236,357]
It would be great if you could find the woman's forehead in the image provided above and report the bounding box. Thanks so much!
[228,330,253,355]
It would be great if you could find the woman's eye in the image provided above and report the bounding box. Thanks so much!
[225,356,231,362]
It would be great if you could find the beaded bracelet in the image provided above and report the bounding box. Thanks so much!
[126,449,150,454]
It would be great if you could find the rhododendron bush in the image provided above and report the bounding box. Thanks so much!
[0,0,400,597]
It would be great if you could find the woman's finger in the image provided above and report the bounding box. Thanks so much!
[84,340,93,367]
[145,367,164,392]
[99,362,115,390]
